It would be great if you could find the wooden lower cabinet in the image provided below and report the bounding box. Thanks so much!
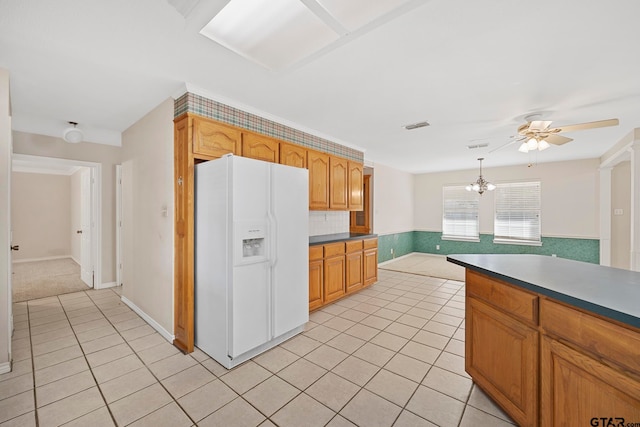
[466,297,538,426]
[309,238,378,310]
[466,270,640,427]
[324,254,346,303]
[363,238,378,286]
[541,336,640,426]
[308,246,324,311]
[346,252,363,293]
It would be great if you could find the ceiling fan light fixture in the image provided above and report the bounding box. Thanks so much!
[518,142,529,153]
[527,137,538,150]
[63,122,83,143]
[538,140,550,151]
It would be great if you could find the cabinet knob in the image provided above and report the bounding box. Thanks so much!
[76,230,83,234]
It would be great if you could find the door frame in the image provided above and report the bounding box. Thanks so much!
[116,164,122,287]
[350,174,372,233]
[12,154,103,288]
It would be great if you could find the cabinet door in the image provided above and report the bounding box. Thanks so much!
[193,118,241,158]
[363,248,378,286]
[242,133,279,163]
[466,297,538,427]
[280,142,307,168]
[346,251,363,293]
[330,156,348,210]
[541,335,640,426]
[309,259,324,311]
[308,150,329,210]
[348,161,364,211]
[324,255,345,303]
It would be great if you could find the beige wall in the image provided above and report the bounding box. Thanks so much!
[611,161,631,269]
[1,68,11,369]
[414,158,600,238]
[120,98,174,336]
[12,132,122,284]
[11,172,71,261]
[372,162,414,235]
[70,169,82,262]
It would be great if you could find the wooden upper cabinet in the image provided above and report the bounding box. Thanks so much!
[280,142,307,168]
[242,133,279,163]
[348,161,363,211]
[193,117,241,158]
[329,156,348,210]
[308,150,329,210]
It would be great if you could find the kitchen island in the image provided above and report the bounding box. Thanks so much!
[447,254,640,427]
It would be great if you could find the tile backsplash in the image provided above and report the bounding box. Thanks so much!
[309,211,350,236]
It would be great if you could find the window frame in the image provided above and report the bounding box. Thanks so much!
[442,184,480,242]
[493,181,542,246]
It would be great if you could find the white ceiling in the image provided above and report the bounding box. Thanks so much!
[1,0,639,173]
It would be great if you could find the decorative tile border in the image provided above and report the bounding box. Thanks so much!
[174,92,364,162]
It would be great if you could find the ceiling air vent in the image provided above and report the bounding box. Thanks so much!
[404,121,430,130]
[467,143,489,149]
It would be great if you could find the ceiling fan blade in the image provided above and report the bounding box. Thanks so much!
[544,134,573,145]
[551,118,619,134]
[528,120,553,132]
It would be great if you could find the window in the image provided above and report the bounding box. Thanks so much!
[442,185,479,241]
[494,181,541,245]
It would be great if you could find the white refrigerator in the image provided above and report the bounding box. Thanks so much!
[195,154,309,369]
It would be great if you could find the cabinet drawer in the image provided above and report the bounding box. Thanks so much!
[467,270,538,325]
[363,238,377,249]
[540,298,640,375]
[324,242,345,258]
[346,240,363,253]
[309,245,323,261]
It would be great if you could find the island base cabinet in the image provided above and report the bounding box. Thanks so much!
[466,297,538,427]
[541,336,640,426]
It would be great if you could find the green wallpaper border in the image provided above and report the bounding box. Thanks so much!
[378,231,599,264]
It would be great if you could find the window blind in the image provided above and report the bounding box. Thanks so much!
[494,181,541,244]
[442,185,479,240]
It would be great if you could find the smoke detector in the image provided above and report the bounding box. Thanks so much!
[63,122,83,144]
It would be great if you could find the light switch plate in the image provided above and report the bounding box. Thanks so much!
[614,208,624,216]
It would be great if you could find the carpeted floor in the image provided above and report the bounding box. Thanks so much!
[379,253,465,282]
[12,258,91,302]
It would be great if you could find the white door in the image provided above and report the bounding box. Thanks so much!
[1,68,13,368]
[80,168,92,286]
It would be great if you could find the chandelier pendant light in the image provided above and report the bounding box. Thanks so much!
[465,157,496,195]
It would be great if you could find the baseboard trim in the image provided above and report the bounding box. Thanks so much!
[378,252,415,267]
[120,296,175,343]
[96,281,117,290]
[0,361,10,374]
[71,256,80,265]
[12,255,72,264]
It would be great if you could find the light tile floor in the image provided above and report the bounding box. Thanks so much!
[0,270,515,427]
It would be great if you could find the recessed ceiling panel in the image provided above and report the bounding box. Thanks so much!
[200,0,340,70]
[316,0,412,31]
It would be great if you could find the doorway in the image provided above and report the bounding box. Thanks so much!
[11,154,102,301]
[350,172,372,233]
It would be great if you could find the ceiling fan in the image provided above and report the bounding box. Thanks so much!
[491,114,619,153]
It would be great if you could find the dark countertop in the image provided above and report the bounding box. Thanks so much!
[447,254,640,329]
[309,233,378,246]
